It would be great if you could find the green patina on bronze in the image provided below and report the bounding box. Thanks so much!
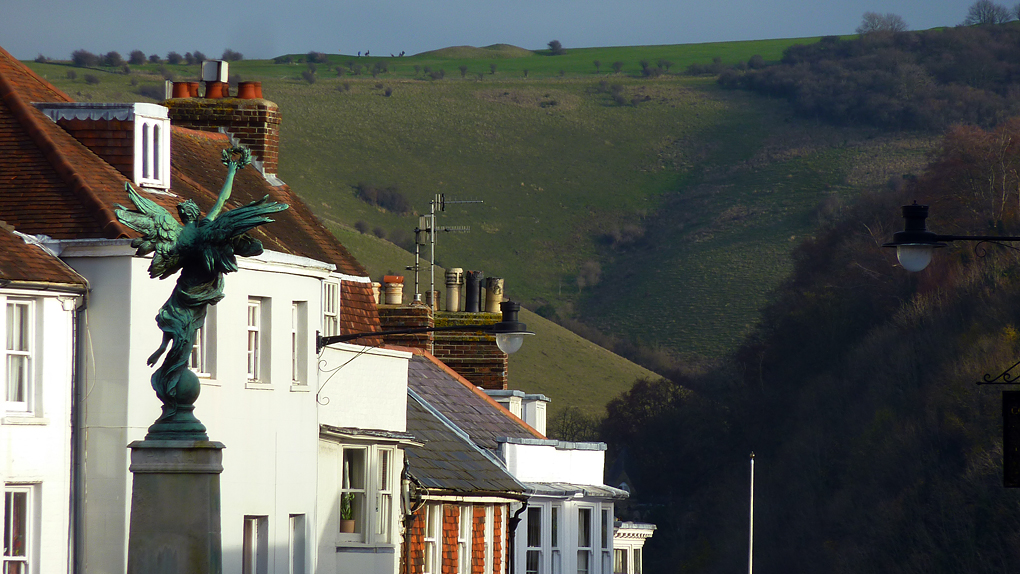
[115,147,288,440]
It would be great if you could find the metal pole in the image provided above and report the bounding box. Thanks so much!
[430,197,437,310]
[749,452,755,574]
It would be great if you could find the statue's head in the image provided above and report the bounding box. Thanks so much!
[177,200,202,223]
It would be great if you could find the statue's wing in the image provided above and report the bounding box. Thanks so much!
[114,183,183,279]
[197,196,289,273]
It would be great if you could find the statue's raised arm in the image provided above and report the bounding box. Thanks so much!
[114,146,288,440]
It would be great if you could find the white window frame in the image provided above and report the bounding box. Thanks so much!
[4,299,34,414]
[133,113,171,190]
[526,506,543,574]
[189,307,215,378]
[484,505,494,574]
[337,444,396,545]
[247,299,261,381]
[291,302,308,386]
[551,505,561,574]
[576,507,593,574]
[601,507,612,573]
[458,505,472,574]
[246,298,270,385]
[322,280,340,338]
[242,515,269,574]
[3,485,33,574]
[290,514,307,574]
[423,503,441,574]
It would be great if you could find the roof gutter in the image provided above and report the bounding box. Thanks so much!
[0,279,87,295]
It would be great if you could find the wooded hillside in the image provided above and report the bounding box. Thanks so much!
[606,119,1020,573]
[720,23,1020,130]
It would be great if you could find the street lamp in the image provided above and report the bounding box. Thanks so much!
[316,300,534,354]
[883,202,1020,272]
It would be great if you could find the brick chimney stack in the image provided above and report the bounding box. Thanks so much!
[163,97,281,178]
[377,302,509,390]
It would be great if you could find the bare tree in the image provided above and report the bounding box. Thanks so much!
[594,60,601,73]
[547,40,565,55]
[856,12,908,34]
[963,0,1013,24]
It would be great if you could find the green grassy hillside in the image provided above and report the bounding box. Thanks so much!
[24,35,934,379]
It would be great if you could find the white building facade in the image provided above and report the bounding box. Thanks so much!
[501,438,627,574]
[53,240,411,574]
[0,282,83,574]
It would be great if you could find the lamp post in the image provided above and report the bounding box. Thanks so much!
[316,300,534,354]
[886,202,1020,486]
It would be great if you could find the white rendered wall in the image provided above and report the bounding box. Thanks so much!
[0,290,76,574]
[500,442,606,484]
[316,344,410,432]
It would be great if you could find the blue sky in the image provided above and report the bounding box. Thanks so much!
[3,0,982,60]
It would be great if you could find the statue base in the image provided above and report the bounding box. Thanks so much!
[146,370,208,441]
[127,440,225,574]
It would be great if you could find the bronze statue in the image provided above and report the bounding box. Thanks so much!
[115,147,288,439]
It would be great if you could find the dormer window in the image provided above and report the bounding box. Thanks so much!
[35,102,172,192]
[133,105,171,190]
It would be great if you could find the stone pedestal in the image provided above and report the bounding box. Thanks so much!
[127,440,225,574]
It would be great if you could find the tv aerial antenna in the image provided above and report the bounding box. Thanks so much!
[408,193,481,307]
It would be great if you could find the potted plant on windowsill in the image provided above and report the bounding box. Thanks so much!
[340,493,356,533]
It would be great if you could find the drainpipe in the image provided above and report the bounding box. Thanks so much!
[69,291,88,574]
[507,500,528,574]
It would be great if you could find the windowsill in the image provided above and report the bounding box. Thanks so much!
[199,376,219,387]
[2,416,48,426]
[245,381,273,390]
[290,384,310,392]
[336,543,395,554]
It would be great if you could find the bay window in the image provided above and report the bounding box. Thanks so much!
[338,444,396,544]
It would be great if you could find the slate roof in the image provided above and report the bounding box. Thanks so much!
[406,352,544,451]
[0,225,87,289]
[0,46,380,336]
[405,389,524,494]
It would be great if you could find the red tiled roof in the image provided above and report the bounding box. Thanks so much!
[0,47,379,336]
[0,46,134,239]
[0,224,87,288]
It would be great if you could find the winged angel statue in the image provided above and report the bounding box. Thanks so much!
[115,147,287,437]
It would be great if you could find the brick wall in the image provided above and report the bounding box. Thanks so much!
[434,312,507,390]
[493,506,503,574]
[378,303,434,352]
[472,506,486,573]
[442,505,459,574]
[404,508,425,574]
[403,502,511,574]
[164,98,281,175]
[56,118,133,179]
